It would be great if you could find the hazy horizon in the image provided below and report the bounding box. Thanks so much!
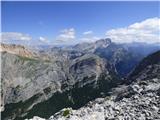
[1,1,160,45]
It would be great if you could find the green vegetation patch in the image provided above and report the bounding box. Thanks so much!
[62,109,71,117]
[45,59,51,63]
[1,93,43,120]
[18,56,38,62]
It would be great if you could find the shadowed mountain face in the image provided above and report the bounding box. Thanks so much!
[57,39,159,77]
[94,43,140,77]
[128,50,160,81]
[1,40,160,120]
[38,51,160,120]
[1,43,119,120]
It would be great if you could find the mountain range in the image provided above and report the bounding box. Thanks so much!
[1,39,160,120]
[42,50,160,120]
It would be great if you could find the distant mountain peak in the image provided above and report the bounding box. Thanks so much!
[0,43,35,58]
[72,38,112,52]
[94,38,112,48]
[95,38,112,44]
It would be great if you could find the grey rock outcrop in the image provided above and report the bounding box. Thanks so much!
[30,51,160,120]
[0,43,36,58]
[1,41,159,120]
[1,43,119,120]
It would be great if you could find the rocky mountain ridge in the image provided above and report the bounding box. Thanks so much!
[1,41,119,120]
[0,43,35,58]
[29,50,160,120]
[1,39,159,120]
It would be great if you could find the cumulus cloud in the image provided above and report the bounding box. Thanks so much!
[39,36,49,43]
[106,17,160,43]
[83,31,93,35]
[81,36,100,43]
[81,31,100,42]
[56,28,75,42]
[1,32,32,41]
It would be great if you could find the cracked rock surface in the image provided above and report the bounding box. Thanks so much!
[28,51,160,120]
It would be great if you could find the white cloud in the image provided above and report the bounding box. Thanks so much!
[81,30,100,42]
[83,31,93,35]
[81,36,100,43]
[106,17,160,43]
[39,36,49,43]
[1,32,32,41]
[56,28,75,42]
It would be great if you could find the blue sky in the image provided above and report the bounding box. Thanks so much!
[1,1,160,45]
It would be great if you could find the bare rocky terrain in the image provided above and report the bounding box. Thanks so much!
[1,39,160,120]
[0,43,35,58]
[29,51,160,120]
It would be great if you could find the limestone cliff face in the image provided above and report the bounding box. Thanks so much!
[34,51,160,120]
[1,43,119,120]
[0,43,35,58]
[128,50,160,81]
[2,41,159,120]
[70,38,143,77]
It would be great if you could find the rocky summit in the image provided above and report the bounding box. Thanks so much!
[1,40,160,120]
[1,40,119,120]
[0,43,35,58]
[28,51,160,120]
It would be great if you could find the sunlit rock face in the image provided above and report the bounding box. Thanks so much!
[1,43,119,120]
[1,40,159,120]
[29,51,160,120]
[0,43,35,58]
